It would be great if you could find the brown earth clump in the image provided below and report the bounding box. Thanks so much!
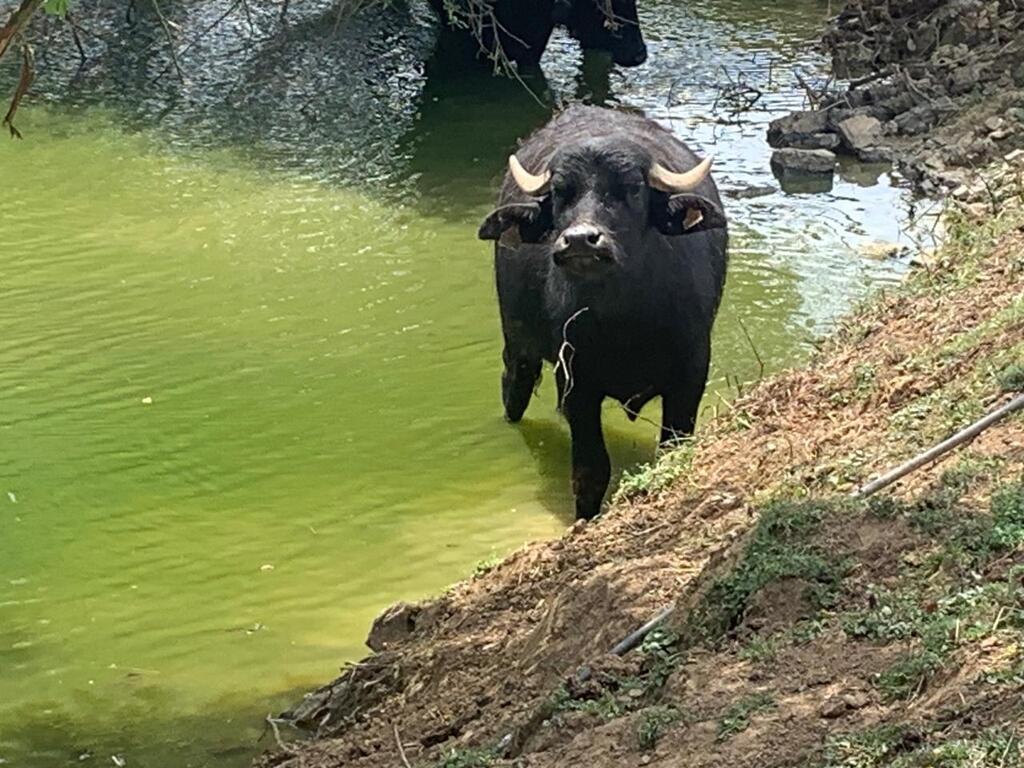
[256,199,1024,767]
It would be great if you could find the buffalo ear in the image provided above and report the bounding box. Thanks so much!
[478,200,553,243]
[653,192,727,236]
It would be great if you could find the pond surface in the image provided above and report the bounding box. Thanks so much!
[0,1,934,765]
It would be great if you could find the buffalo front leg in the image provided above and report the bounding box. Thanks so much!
[562,385,611,520]
[501,344,541,423]
[660,347,711,445]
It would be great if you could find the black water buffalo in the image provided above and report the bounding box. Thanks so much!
[478,106,728,519]
[427,0,647,68]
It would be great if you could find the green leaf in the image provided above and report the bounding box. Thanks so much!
[43,0,70,17]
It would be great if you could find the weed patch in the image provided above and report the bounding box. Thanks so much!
[687,499,847,643]
[820,725,1022,768]
[635,706,680,751]
[549,629,683,725]
[997,363,1024,392]
[716,692,775,740]
[435,747,497,768]
[615,442,695,501]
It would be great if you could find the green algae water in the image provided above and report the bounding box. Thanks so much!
[0,1,935,765]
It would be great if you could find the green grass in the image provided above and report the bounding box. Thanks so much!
[716,692,775,740]
[820,726,1022,768]
[635,706,681,751]
[614,441,695,501]
[740,635,779,663]
[473,552,504,578]
[435,747,497,768]
[997,362,1024,392]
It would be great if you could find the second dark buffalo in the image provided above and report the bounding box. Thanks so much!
[428,0,647,68]
[479,105,728,520]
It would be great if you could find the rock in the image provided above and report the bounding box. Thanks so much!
[767,110,830,148]
[860,241,907,261]
[962,202,990,220]
[819,696,848,719]
[367,600,443,651]
[985,116,1007,133]
[770,148,837,175]
[842,691,870,709]
[894,105,939,136]
[856,146,894,164]
[791,133,842,151]
[724,183,777,200]
[838,115,883,153]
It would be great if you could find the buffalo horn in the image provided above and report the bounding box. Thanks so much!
[649,156,713,193]
[508,155,551,194]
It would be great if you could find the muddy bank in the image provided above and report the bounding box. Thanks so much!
[769,0,1024,198]
[254,160,1024,767]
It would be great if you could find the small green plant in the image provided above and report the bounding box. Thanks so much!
[820,725,913,768]
[842,588,927,642]
[853,363,877,394]
[635,706,680,750]
[740,635,778,663]
[436,747,497,768]
[716,692,774,740]
[473,552,503,578]
[615,442,695,501]
[548,629,683,726]
[557,686,624,720]
[953,480,1024,566]
[875,649,945,701]
[996,362,1024,392]
[638,628,682,688]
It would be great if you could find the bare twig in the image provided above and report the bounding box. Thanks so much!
[149,0,185,84]
[264,714,297,756]
[553,307,590,410]
[0,0,42,60]
[3,39,34,139]
[65,12,87,62]
[392,723,412,768]
[737,316,765,381]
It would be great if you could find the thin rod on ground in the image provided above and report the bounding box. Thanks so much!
[853,393,1024,498]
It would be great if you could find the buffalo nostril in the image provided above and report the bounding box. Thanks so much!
[586,231,602,246]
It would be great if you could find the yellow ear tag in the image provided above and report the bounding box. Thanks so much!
[683,208,704,230]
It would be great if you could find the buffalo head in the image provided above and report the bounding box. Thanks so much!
[479,138,725,280]
[562,0,648,67]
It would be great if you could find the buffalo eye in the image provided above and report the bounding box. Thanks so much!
[552,182,577,208]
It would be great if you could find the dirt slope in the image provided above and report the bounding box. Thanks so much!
[256,191,1024,767]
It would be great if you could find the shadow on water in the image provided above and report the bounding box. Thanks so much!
[397,37,553,216]
[515,408,657,519]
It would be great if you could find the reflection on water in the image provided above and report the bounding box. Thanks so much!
[1,1,936,766]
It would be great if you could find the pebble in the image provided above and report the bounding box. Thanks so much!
[819,696,848,719]
[842,690,870,709]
